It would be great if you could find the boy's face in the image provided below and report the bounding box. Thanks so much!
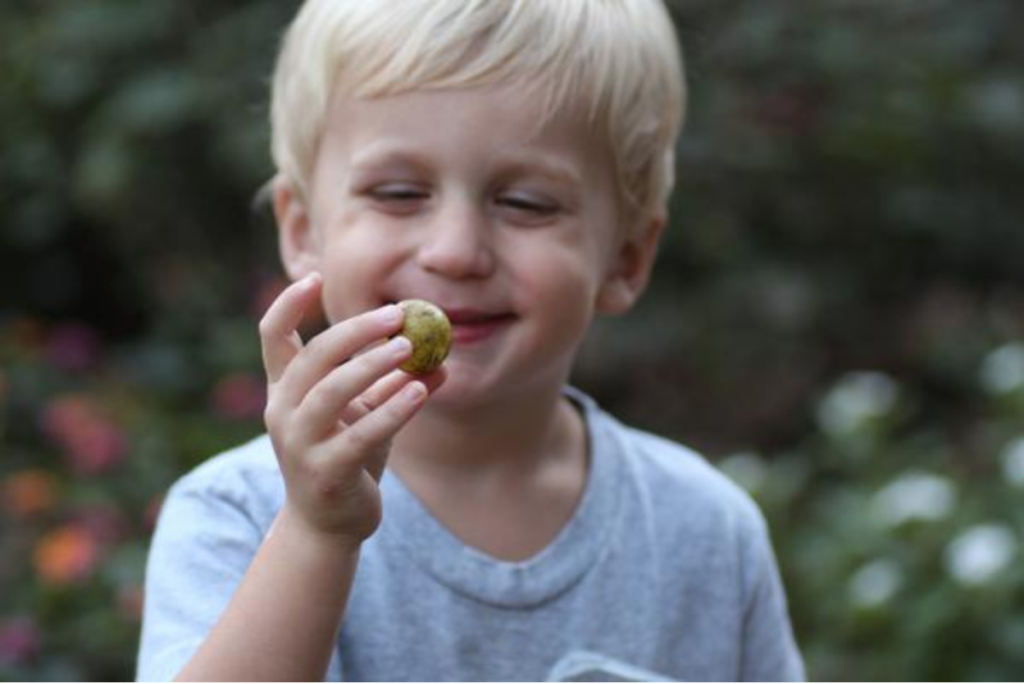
[275,84,662,407]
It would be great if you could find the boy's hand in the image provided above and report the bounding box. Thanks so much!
[259,273,444,550]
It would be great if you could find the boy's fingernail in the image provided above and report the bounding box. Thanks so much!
[403,381,427,402]
[387,336,412,355]
[379,304,403,323]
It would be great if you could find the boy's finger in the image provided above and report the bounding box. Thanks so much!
[322,380,428,473]
[273,304,404,410]
[298,336,413,438]
[258,273,321,383]
[346,366,447,423]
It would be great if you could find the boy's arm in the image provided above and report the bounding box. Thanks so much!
[175,507,358,682]
[163,274,441,681]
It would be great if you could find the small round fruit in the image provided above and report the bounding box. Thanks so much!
[397,299,452,375]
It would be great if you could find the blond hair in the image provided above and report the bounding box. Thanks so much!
[270,0,685,222]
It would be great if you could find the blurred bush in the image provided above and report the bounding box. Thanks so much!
[2,0,1024,679]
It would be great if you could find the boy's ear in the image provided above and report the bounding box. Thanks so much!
[272,176,321,281]
[596,212,666,315]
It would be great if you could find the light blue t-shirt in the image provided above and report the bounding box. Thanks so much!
[137,389,804,681]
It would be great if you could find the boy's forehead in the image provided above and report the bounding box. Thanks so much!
[323,85,608,161]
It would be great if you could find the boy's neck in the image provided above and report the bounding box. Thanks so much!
[387,382,589,562]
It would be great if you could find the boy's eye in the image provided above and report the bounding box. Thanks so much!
[496,192,559,217]
[369,183,429,203]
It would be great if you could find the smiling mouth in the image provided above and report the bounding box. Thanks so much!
[443,308,511,324]
[388,302,515,344]
[446,311,516,344]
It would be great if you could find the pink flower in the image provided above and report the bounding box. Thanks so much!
[41,395,126,475]
[0,617,39,666]
[33,524,99,586]
[212,372,266,421]
[44,322,101,371]
[1,469,58,519]
[72,505,126,546]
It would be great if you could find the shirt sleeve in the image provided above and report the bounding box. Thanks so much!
[135,476,265,681]
[739,511,806,682]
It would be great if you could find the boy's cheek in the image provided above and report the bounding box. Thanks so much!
[314,242,394,324]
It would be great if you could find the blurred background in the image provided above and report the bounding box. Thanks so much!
[2,0,1024,679]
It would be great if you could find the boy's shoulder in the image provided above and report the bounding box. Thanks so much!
[621,421,747,498]
[167,434,283,528]
[580,390,766,533]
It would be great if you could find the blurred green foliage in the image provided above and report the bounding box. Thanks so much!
[2,0,1024,680]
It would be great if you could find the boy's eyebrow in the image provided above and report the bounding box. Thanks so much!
[348,142,432,174]
[498,153,584,189]
[346,141,586,189]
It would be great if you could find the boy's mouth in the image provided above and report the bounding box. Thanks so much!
[444,309,517,344]
[444,307,516,344]
[386,301,515,345]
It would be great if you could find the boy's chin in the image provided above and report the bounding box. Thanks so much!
[422,369,481,407]
[419,363,502,412]
[418,360,565,415]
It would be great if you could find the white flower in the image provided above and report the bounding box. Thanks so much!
[1001,437,1024,487]
[870,470,956,528]
[980,343,1024,394]
[718,451,768,494]
[848,559,902,609]
[945,524,1018,587]
[817,371,899,436]
[969,78,1024,134]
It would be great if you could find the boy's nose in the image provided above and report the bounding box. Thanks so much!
[415,203,495,279]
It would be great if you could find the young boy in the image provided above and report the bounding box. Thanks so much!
[137,0,804,680]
